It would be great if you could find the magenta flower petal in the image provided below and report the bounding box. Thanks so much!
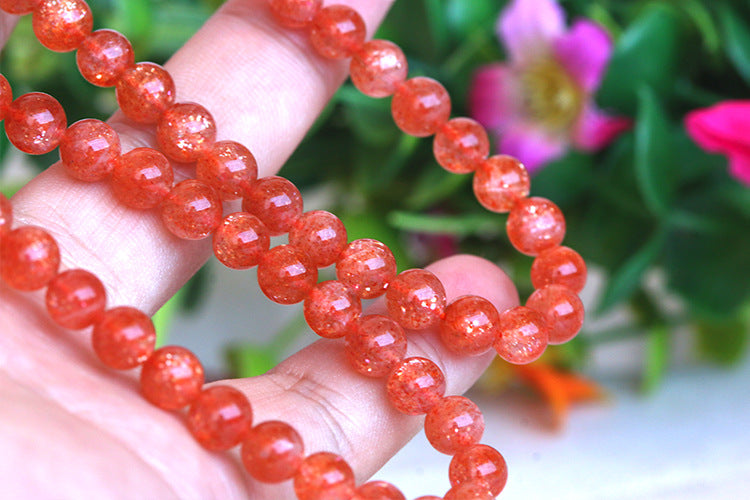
[499,0,565,64]
[499,125,567,174]
[469,63,521,130]
[685,101,750,154]
[728,151,750,186]
[553,19,613,92]
[573,103,632,151]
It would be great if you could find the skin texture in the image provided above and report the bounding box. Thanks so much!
[0,1,519,498]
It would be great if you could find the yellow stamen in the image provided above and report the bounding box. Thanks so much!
[520,58,585,133]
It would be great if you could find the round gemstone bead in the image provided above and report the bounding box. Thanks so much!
[386,357,446,415]
[0,226,60,291]
[45,269,106,329]
[473,155,530,213]
[526,284,584,344]
[156,102,216,163]
[530,246,587,294]
[288,210,347,268]
[0,0,38,14]
[76,29,135,87]
[449,444,508,496]
[425,396,484,455]
[494,306,549,364]
[0,74,12,121]
[354,481,406,500]
[0,192,12,236]
[350,39,408,98]
[434,118,490,174]
[439,295,499,356]
[140,346,204,410]
[32,0,93,52]
[91,306,156,370]
[4,92,66,155]
[59,119,121,182]
[269,0,322,29]
[506,196,566,256]
[116,62,176,124]
[196,140,258,201]
[304,280,361,339]
[241,420,304,483]
[336,238,397,299]
[344,314,407,378]
[310,5,366,59]
[242,176,303,236]
[212,212,270,269]
[257,244,318,304]
[385,268,446,330]
[443,483,494,500]
[414,497,442,500]
[391,77,451,137]
[161,180,223,240]
[293,452,356,500]
[186,385,253,451]
[111,147,173,209]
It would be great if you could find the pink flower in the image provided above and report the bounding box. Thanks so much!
[685,101,750,186]
[469,0,630,174]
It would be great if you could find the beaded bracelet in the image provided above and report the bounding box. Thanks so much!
[0,0,588,498]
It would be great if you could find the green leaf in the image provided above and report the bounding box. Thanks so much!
[598,4,682,113]
[226,344,277,378]
[106,0,153,45]
[387,211,502,238]
[337,86,401,147]
[445,0,497,40]
[597,228,666,314]
[719,2,750,85]
[641,324,670,393]
[152,288,185,348]
[696,317,749,365]
[634,86,676,216]
[531,152,594,207]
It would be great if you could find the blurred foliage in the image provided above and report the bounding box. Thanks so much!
[1,0,749,380]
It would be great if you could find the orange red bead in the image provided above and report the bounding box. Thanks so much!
[111,147,174,209]
[116,62,176,124]
[473,155,530,213]
[391,77,451,137]
[344,314,407,378]
[45,269,106,329]
[425,396,485,455]
[304,280,362,339]
[257,244,318,304]
[242,176,303,236]
[530,245,587,293]
[386,357,446,415]
[288,210,347,268]
[506,196,566,256]
[76,29,135,87]
[91,306,156,370]
[350,40,408,98]
[60,119,121,182]
[140,346,205,410]
[4,92,67,155]
[0,226,60,291]
[293,451,356,500]
[241,420,305,483]
[0,192,12,236]
[434,118,490,174]
[385,268,446,330]
[161,180,223,240]
[449,444,508,496]
[186,385,253,451]
[310,5,366,59]
[494,306,549,364]
[156,102,217,163]
[212,212,270,269]
[439,295,499,357]
[354,481,406,500]
[32,0,93,52]
[196,140,258,201]
[269,0,322,29]
[526,284,584,344]
[336,238,397,299]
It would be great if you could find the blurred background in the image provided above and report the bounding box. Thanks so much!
[1,0,749,498]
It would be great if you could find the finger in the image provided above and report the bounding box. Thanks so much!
[9,0,394,313]
[0,12,17,46]
[223,255,519,496]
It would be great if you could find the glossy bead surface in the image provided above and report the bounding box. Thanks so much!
[0,193,12,236]
[385,268,446,330]
[494,306,548,365]
[60,119,120,181]
[443,483,494,500]
[293,452,356,500]
[116,62,176,124]
[212,212,269,269]
[336,238,397,299]
[76,29,134,87]
[241,420,304,483]
[414,497,442,500]
[310,5,366,59]
[45,269,106,329]
[5,92,66,155]
[304,280,361,339]
[506,196,566,256]
[111,147,173,209]
[531,246,587,293]
[439,295,499,356]
[269,0,322,29]
[425,396,484,455]
[288,210,347,268]
[0,226,60,291]
[187,385,253,451]
[434,118,490,174]
[526,284,584,344]
[161,180,222,240]
[196,140,257,200]
[473,155,530,213]
[350,39,407,98]
[449,444,508,495]
[32,0,93,52]
[257,244,318,304]
[91,306,156,370]
[0,0,38,14]
[391,77,451,137]
[140,346,204,410]
[156,102,216,163]
[354,481,405,500]
[386,357,446,415]
[242,176,303,236]
[345,314,407,378]
[0,74,12,121]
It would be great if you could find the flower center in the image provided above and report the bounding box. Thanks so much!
[520,58,584,133]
